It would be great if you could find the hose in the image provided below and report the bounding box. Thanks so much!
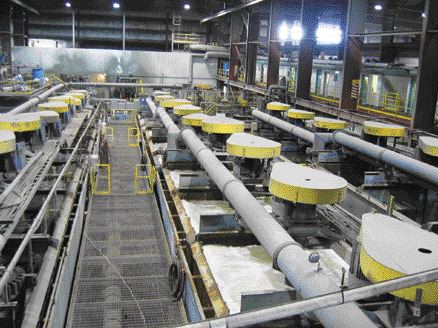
[168,257,186,301]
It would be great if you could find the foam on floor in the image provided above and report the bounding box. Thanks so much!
[181,200,234,233]
[203,245,350,314]
[202,245,287,314]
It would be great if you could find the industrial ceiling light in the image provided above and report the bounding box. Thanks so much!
[290,21,303,43]
[374,4,383,11]
[316,23,343,45]
[422,12,426,18]
[184,3,191,10]
[278,22,289,42]
[65,1,71,8]
[113,2,120,9]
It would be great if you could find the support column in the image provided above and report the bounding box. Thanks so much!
[266,0,281,87]
[122,12,126,51]
[245,13,259,85]
[412,0,438,132]
[165,12,170,51]
[295,0,318,99]
[379,2,397,63]
[12,10,26,46]
[72,11,75,48]
[0,1,13,65]
[229,12,244,81]
[339,0,366,111]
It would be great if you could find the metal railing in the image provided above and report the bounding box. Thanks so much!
[90,164,111,195]
[128,127,140,147]
[134,164,157,195]
[173,33,201,44]
[104,126,114,146]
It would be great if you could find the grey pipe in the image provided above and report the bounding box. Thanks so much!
[9,84,65,115]
[68,82,183,88]
[267,84,287,102]
[332,130,438,186]
[253,110,438,187]
[148,99,376,328]
[204,51,229,60]
[0,151,43,206]
[181,268,438,328]
[252,109,315,144]
[0,107,99,297]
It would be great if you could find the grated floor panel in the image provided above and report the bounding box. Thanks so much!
[67,124,185,327]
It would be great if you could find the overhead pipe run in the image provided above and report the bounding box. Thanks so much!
[67,82,183,88]
[147,98,376,328]
[204,52,229,60]
[252,109,315,144]
[331,130,438,186]
[252,110,438,187]
[181,268,438,328]
[8,84,65,115]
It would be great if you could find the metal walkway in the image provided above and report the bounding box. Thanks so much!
[67,123,185,328]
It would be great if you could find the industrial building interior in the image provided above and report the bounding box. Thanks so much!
[0,0,438,327]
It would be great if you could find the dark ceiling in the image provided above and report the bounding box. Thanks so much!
[19,0,234,15]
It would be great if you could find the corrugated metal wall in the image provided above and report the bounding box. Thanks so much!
[12,46,217,85]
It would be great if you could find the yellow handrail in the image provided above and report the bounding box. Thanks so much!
[134,164,156,195]
[90,164,111,195]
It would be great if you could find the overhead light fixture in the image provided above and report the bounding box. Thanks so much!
[184,4,191,10]
[65,1,71,8]
[422,12,426,18]
[290,21,303,43]
[374,4,383,11]
[113,2,120,9]
[278,21,289,42]
[316,23,343,45]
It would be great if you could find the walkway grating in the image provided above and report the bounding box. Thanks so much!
[67,122,185,328]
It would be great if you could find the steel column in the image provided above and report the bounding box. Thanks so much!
[266,0,281,87]
[229,12,243,81]
[412,0,438,133]
[72,11,75,48]
[12,10,26,46]
[339,0,366,111]
[122,12,126,51]
[379,2,397,63]
[245,13,260,85]
[0,1,13,65]
[295,0,318,99]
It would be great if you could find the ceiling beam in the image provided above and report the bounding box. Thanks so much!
[11,0,39,15]
[201,0,265,24]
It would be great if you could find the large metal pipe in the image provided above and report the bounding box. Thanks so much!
[8,84,65,115]
[252,109,315,143]
[253,110,438,187]
[67,82,183,88]
[181,268,438,328]
[200,0,265,23]
[332,130,438,186]
[204,51,229,60]
[0,107,99,297]
[148,99,376,328]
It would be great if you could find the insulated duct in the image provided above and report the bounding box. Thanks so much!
[67,82,183,88]
[148,98,376,328]
[332,130,438,186]
[252,109,314,143]
[189,44,228,52]
[204,52,229,60]
[252,110,438,187]
[8,83,65,115]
